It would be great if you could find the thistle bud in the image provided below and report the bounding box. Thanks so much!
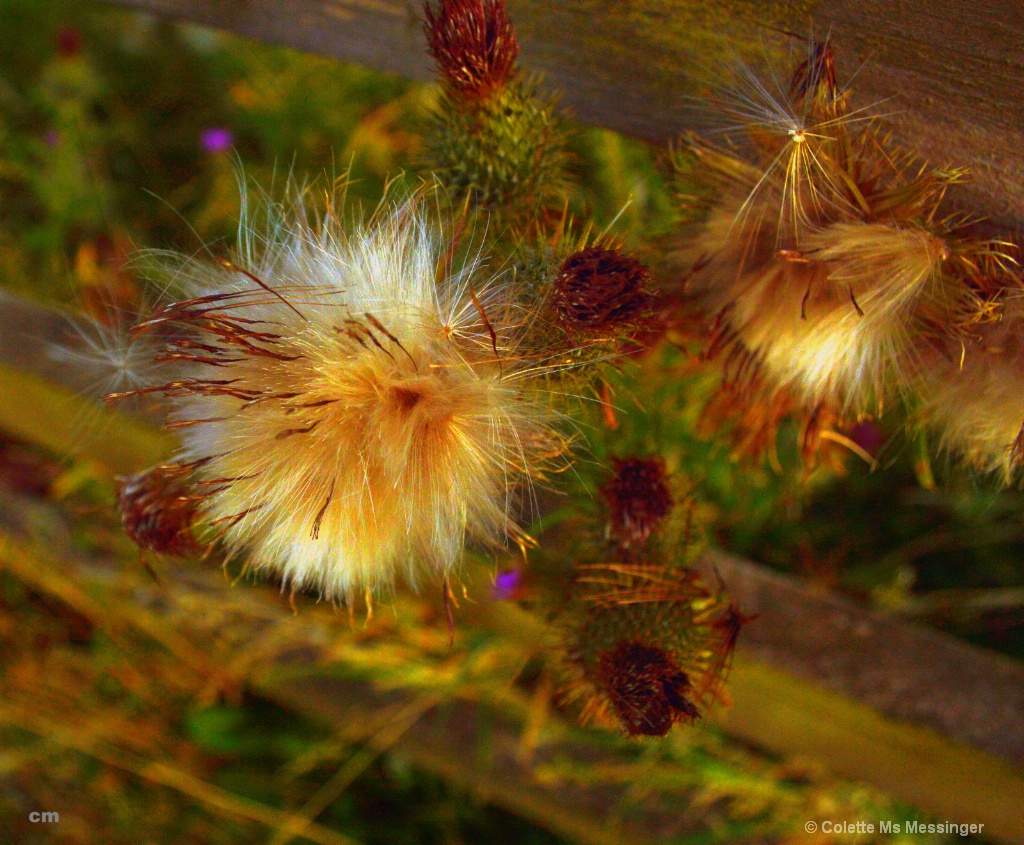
[601,457,672,547]
[552,247,654,336]
[424,0,519,101]
[422,1,566,210]
[558,564,745,737]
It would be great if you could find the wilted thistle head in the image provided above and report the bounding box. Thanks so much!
[118,463,202,557]
[424,0,519,101]
[114,182,571,599]
[552,247,655,337]
[601,456,672,547]
[558,564,745,737]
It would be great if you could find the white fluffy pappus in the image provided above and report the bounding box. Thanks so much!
[677,41,988,420]
[921,295,1024,482]
[121,184,570,598]
[689,199,952,412]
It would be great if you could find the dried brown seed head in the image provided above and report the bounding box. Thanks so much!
[602,457,672,547]
[118,463,202,557]
[597,640,700,737]
[552,247,654,335]
[424,0,519,100]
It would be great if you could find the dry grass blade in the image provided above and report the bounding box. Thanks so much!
[268,693,443,845]
[0,704,363,845]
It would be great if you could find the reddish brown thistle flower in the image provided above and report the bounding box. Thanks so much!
[597,641,700,737]
[424,0,519,100]
[559,564,739,736]
[601,457,672,547]
[552,247,654,335]
[118,463,204,557]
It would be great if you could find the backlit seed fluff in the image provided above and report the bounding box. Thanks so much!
[922,295,1024,481]
[119,186,569,598]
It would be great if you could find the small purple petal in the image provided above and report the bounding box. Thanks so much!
[850,420,885,457]
[492,570,522,600]
[44,130,60,148]
[200,127,233,154]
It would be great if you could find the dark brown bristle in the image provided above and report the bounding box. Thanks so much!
[552,247,654,334]
[118,464,203,557]
[424,0,519,100]
[789,41,838,108]
[597,641,701,737]
[1011,421,1024,471]
[601,457,672,547]
[698,601,758,703]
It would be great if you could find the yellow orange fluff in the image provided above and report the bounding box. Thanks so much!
[922,295,1024,482]
[126,187,567,598]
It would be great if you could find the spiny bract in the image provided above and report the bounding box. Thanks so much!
[119,184,569,599]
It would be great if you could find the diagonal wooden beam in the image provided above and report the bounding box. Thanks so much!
[102,0,1024,227]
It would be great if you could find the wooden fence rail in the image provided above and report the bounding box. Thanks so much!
[104,0,1024,227]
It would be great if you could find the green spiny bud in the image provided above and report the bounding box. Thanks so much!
[558,563,749,737]
[424,78,567,210]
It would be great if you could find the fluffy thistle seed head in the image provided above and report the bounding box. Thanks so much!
[673,42,1002,427]
[424,0,519,100]
[719,220,954,411]
[117,185,570,599]
[922,295,1024,481]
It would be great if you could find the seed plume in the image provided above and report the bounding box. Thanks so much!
[114,184,570,599]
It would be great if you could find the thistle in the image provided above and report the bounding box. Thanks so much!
[601,456,672,548]
[558,563,747,737]
[921,294,1024,482]
[424,0,518,101]
[118,463,202,557]
[422,0,567,210]
[551,247,656,339]
[673,41,1013,463]
[110,183,572,599]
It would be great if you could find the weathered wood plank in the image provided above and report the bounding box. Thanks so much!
[696,550,1024,769]
[4,517,1023,843]
[102,0,1024,225]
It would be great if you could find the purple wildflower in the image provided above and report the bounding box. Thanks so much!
[200,127,233,154]
[492,569,522,600]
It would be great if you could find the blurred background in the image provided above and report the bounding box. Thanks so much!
[0,0,1022,842]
